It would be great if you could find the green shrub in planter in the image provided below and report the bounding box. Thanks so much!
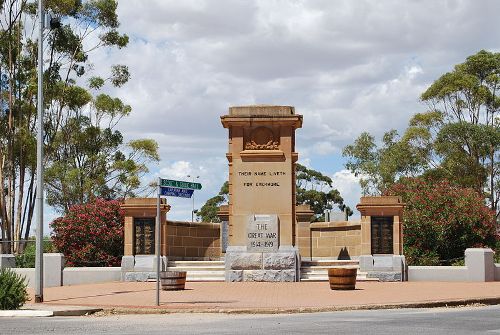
[0,269,29,310]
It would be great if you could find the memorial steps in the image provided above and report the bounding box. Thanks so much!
[300,259,376,282]
[165,259,377,282]
[166,260,226,282]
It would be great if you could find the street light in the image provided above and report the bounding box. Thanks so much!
[187,175,199,222]
[35,2,60,303]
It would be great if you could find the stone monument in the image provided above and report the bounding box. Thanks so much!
[221,105,303,281]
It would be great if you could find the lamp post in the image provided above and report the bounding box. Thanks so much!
[187,175,199,222]
[35,1,61,304]
[34,0,44,304]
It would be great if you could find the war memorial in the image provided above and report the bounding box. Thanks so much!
[120,105,407,282]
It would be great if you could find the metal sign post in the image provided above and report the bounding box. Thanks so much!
[155,177,202,306]
[155,177,161,306]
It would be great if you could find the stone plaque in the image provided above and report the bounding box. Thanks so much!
[247,214,278,252]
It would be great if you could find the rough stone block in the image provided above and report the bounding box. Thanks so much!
[226,252,262,270]
[243,270,265,282]
[226,270,243,282]
[263,252,296,270]
[367,271,401,282]
[281,269,296,282]
[123,271,155,282]
[244,270,280,282]
[0,254,16,269]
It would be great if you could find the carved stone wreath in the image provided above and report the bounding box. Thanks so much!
[245,127,279,150]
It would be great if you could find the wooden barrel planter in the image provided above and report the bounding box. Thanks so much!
[328,267,357,290]
[160,271,187,291]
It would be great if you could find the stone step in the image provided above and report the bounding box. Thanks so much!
[168,260,225,266]
[186,277,224,282]
[166,270,225,276]
[300,265,360,272]
[166,266,225,271]
[300,270,368,276]
[301,260,359,267]
[166,260,225,282]
[300,276,378,282]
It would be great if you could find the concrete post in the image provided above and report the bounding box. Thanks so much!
[465,248,494,282]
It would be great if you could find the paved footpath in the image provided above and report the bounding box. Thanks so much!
[26,281,500,314]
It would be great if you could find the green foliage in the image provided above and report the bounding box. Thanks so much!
[344,50,500,218]
[342,131,422,195]
[0,0,149,252]
[0,269,29,310]
[420,50,500,216]
[296,164,352,221]
[197,182,229,222]
[51,199,124,267]
[387,177,498,265]
[404,247,440,266]
[15,239,55,268]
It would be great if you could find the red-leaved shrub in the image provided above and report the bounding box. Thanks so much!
[51,199,124,267]
[387,177,498,265]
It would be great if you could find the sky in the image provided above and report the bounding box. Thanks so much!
[41,0,500,226]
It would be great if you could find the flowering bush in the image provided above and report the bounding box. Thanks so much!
[387,178,498,265]
[51,199,124,267]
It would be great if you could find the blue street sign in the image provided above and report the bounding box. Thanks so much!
[160,186,194,198]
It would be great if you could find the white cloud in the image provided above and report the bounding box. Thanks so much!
[57,0,500,224]
[160,161,193,179]
[331,169,362,217]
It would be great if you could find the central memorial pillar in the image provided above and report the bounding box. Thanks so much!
[221,105,303,282]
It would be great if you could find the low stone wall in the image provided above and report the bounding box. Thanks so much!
[408,266,468,281]
[11,268,36,287]
[63,267,121,286]
[297,221,361,259]
[3,254,123,287]
[167,221,221,260]
[408,248,498,282]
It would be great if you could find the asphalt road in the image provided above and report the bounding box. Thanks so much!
[1,305,500,335]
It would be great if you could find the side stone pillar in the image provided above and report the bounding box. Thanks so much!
[0,254,16,269]
[465,248,495,282]
[43,253,65,287]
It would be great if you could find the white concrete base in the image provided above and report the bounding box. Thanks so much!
[0,310,53,317]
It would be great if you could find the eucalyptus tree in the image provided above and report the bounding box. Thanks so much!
[343,50,500,217]
[0,0,158,253]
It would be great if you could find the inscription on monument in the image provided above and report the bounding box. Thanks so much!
[247,214,278,252]
[238,170,286,188]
